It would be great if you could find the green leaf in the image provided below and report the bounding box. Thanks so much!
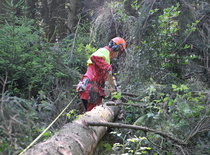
[168,99,174,106]
[147,112,154,118]
[172,84,177,89]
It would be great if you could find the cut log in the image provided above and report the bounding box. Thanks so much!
[23,102,120,155]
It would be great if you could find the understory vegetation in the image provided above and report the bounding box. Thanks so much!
[1,0,210,154]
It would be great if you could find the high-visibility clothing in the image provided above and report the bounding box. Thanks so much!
[87,47,111,65]
[78,46,112,111]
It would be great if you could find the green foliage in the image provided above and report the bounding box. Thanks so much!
[111,92,122,100]
[89,0,134,48]
[0,3,45,96]
[172,84,189,92]
[64,109,80,122]
[0,92,40,154]
[144,3,182,69]
[108,1,128,22]
[39,127,53,140]
[97,141,112,154]
[151,3,199,69]
[0,1,92,153]
[0,0,91,98]
[1,1,209,155]
[111,132,151,154]
[126,136,151,154]
[123,3,200,86]
[117,81,210,154]
[130,0,140,11]
[68,42,96,73]
[61,20,96,74]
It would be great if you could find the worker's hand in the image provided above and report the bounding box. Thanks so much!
[76,78,89,92]
[76,81,83,92]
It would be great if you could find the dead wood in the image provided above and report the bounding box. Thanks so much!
[106,101,147,108]
[22,102,120,155]
[121,92,139,97]
[87,121,187,145]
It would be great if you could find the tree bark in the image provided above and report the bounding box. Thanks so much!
[48,0,59,42]
[66,0,77,34]
[23,102,120,155]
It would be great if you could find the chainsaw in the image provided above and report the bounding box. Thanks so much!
[105,73,120,98]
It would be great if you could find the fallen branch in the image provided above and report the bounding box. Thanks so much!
[87,121,187,145]
[106,102,147,108]
[121,92,139,97]
[185,116,210,142]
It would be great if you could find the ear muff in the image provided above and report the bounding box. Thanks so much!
[108,40,120,52]
[112,45,120,52]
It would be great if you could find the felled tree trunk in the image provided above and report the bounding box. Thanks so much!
[23,102,120,155]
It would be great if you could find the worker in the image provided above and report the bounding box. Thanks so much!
[76,37,127,112]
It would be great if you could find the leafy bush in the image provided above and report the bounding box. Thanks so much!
[119,3,200,90]
[0,0,93,99]
[0,1,95,153]
[110,80,210,154]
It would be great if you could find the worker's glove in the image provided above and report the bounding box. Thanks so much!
[76,78,89,92]
[108,70,112,75]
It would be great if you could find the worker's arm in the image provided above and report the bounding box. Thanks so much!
[90,55,112,72]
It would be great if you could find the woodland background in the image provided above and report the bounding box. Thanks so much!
[1,0,210,154]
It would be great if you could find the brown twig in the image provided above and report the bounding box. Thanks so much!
[87,121,187,145]
[106,102,147,108]
[146,135,163,150]
[121,92,139,97]
[0,72,8,97]
[69,16,81,60]
[143,0,157,28]
[185,116,210,142]
[173,144,187,155]
[180,0,195,11]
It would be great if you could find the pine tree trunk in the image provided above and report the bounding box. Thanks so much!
[67,0,77,34]
[23,102,120,155]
